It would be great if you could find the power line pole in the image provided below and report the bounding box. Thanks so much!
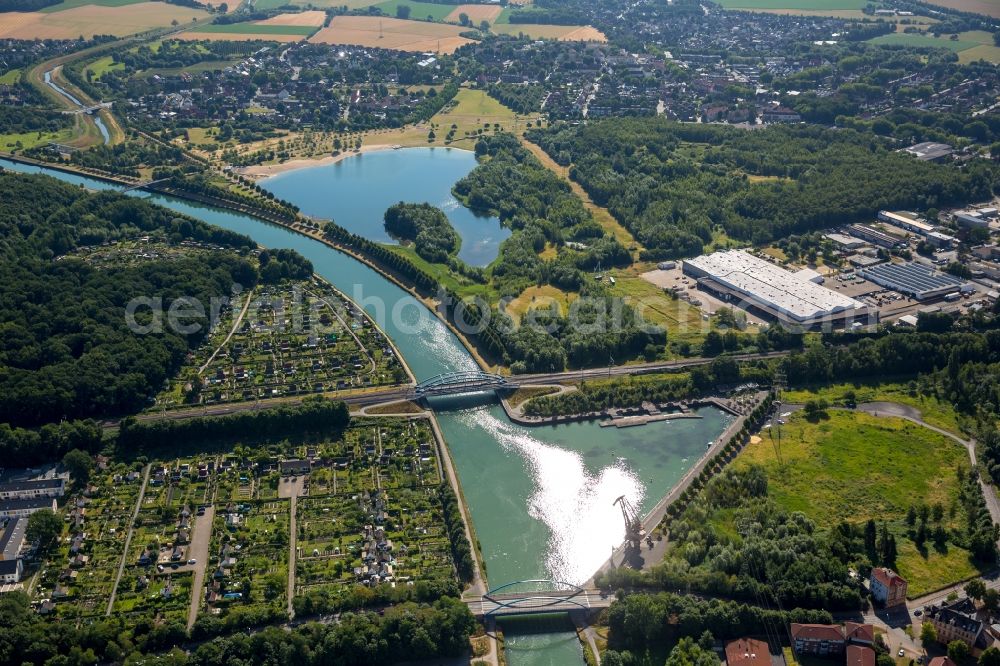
[771,369,786,467]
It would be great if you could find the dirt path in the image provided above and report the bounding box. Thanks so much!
[520,137,640,253]
[106,464,150,616]
[287,495,298,618]
[199,289,254,374]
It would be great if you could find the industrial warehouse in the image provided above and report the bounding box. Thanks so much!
[858,262,970,300]
[682,250,871,329]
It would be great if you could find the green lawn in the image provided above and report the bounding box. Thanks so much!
[868,32,979,52]
[85,56,125,80]
[0,128,75,152]
[371,0,458,21]
[715,0,866,9]
[196,22,319,35]
[782,380,964,435]
[39,0,146,12]
[734,410,986,595]
[0,69,21,85]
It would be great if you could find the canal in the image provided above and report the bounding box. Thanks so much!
[2,154,731,665]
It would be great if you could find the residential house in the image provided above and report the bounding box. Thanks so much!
[790,622,873,657]
[0,478,64,500]
[0,497,57,518]
[0,517,26,561]
[870,567,907,608]
[725,637,770,666]
[0,557,23,582]
[847,645,876,666]
[925,599,986,650]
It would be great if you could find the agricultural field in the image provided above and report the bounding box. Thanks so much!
[308,15,477,53]
[491,23,607,41]
[919,0,1000,18]
[713,0,866,9]
[0,3,208,39]
[444,3,503,23]
[372,0,459,21]
[733,409,989,595]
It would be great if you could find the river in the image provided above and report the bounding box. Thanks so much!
[44,69,111,145]
[1,154,731,665]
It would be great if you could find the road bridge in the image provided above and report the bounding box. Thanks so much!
[62,101,113,115]
[468,580,611,618]
[121,177,172,192]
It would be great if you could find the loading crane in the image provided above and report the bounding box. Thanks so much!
[614,495,646,551]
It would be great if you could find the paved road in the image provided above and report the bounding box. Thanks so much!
[185,506,215,631]
[110,351,790,426]
[106,464,150,616]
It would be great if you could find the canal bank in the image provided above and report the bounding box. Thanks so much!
[3,156,736,665]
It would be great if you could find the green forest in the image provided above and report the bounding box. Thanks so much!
[0,172,309,428]
[384,201,460,263]
[529,120,999,260]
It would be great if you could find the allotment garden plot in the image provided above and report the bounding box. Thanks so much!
[156,277,407,409]
[294,419,457,604]
[32,465,142,621]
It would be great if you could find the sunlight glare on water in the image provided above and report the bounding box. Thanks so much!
[466,408,643,585]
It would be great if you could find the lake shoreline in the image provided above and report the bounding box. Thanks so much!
[237,143,477,179]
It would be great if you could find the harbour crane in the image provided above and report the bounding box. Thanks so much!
[613,495,645,551]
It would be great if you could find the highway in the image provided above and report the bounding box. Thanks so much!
[115,350,789,426]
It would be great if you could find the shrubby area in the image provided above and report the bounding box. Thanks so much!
[384,202,460,263]
[529,120,998,259]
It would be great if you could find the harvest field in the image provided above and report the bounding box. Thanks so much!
[444,3,504,22]
[0,3,208,39]
[308,15,476,53]
[256,10,328,27]
[733,410,989,595]
[919,0,1000,18]
[491,23,607,41]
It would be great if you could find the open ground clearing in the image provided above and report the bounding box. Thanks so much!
[309,15,476,53]
[733,410,987,595]
[444,3,504,22]
[491,23,607,41]
[0,3,207,39]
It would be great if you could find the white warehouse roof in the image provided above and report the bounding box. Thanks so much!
[684,250,865,322]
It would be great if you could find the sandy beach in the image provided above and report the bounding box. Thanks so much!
[236,144,398,179]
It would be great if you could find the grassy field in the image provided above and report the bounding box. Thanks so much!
[85,55,125,80]
[0,128,76,152]
[0,69,21,84]
[372,0,459,21]
[309,15,476,52]
[733,410,985,595]
[505,284,577,321]
[869,31,979,52]
[608,267,711,356]
[782,381,965,435]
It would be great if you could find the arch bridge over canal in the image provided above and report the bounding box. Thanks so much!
[469,580,611,618]
[414,370,518,399]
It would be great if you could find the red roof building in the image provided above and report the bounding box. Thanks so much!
[871,567,908,607]
[791,624,846,656]
[929,657,959,666]
[847,645,876,666]
[725,638,770,666]
[845,622,875,645]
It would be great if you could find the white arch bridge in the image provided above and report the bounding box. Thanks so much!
[413,370,518,399]
[470,580,609,618]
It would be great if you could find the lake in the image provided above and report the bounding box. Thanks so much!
[260,147,511,267]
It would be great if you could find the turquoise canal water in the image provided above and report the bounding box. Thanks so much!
[2,155,732,665]
[259,147,511,267]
